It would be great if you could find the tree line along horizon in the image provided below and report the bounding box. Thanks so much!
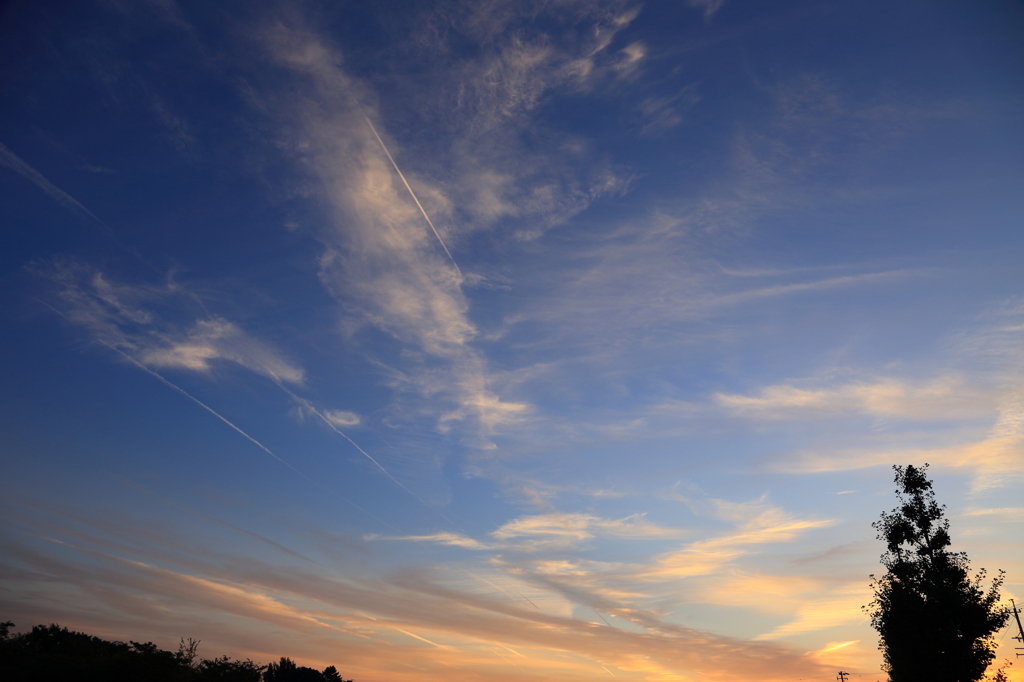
[0,464,1016,682]
[0,620,351,682]
[0,618,350,679]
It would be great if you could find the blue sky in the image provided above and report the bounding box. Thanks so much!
[1,1,1023,680]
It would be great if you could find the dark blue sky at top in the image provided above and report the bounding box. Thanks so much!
[3,0,1021,273]
[1,0,1022,483]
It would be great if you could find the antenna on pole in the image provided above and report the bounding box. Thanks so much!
[1011,599,1024,658]
[837,672,850,682]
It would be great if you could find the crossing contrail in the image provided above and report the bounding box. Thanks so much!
[360,115,462,276]
[34,297,306,477]
[116,474,318,564]
[461,567,540,610]
[112,360,405,532]
[38,299,408,533]
[110,344,310,478]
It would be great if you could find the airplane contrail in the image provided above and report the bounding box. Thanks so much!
[278,386,433,507]
[487,648,526,671]
[359,115,462,276]
[107,365,405,532]
[0,141,105,228]
[105,343,310,478]
[460,567,539,610]
[1,140,156,269]
[106,354,405,530]
[16,122,464,530]
[394,627,446,648]
[34,297,306,476]
[115,474,317,564]
[14,134,451,532]
[38,299,408,532]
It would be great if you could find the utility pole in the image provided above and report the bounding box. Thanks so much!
[837,672,850,682]
[1012,599,1024,658]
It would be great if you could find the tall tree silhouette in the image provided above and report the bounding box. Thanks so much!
[865,464,1008,682]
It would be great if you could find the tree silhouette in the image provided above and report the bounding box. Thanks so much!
[322,666,351,682]
[194,655,263,682]
[0,623,191,682]
[0,622,348,682]
[264,657,350,682]
[865,464,1009,682]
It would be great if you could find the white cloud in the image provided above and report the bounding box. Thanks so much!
[370,532,492,551]
[642,507,836,580]
[715,376,991,421]
[687,0,727,20]
[396,0,638,238]
[770,425,1024,494]
[493,512,686,545]
[324,410,362,428]
[373,512,685,553]
[40,260,304,386]
[142,317,305,385]
[960,506,1024,520]
[612,42,646,77]
[3,504,839,682]
[265,26,532,444]
[759,318,1024,492]
[753,583,869,640]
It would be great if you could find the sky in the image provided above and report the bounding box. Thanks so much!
[1,1,1022,680]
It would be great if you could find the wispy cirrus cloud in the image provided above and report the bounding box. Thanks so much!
[36,259,435,503]
[469,71,956,373]
[687,0,728,21]
[641,501,836,580]
[323,410,362,428]
[369,492,838,650]
[771,416,1024,494]
[370,531,493,551]
[1,501,839,682]
[373,512,686,553]
[760,303,1024,492]
[396,0,639,240]
[715,376,991,421]
[753,583,870,640]
[262,26,531,445]
[494,512,686,545]
[139,317,304,384]
[39,259,305,386]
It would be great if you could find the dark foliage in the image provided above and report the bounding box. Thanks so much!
[0,622,350,682]
[0,623,191,682]
[264,657,352,682]
[194,656,264,682]
[865,464,1009,682]
[322,666,348,682]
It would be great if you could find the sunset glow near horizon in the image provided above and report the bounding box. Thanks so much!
[1,1,1023,680]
